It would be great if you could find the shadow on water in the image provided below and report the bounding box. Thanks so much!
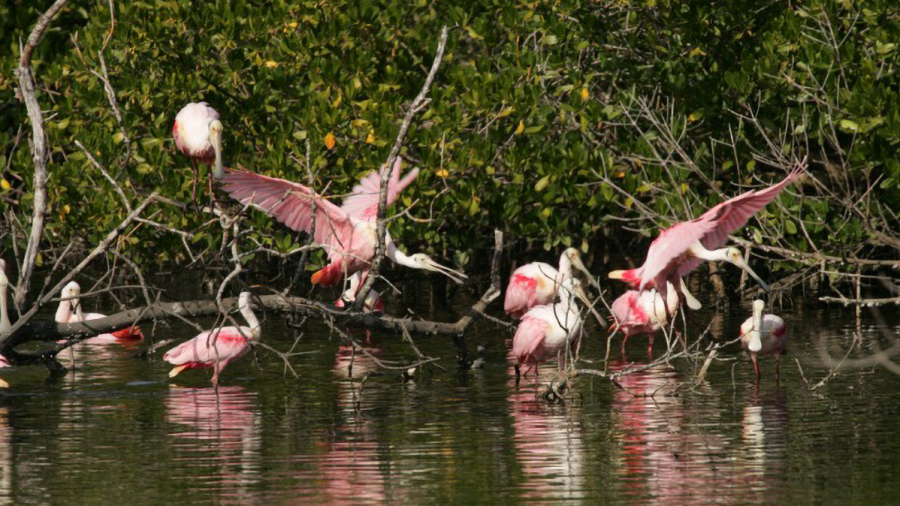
[0,278,899,504]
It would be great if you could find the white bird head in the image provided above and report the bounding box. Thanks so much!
[56,281,83,322]
[406,254,468,284]
[560,247,600,290]
[238,291,252,311]
[722,247,770,291]
[208,119,224,179]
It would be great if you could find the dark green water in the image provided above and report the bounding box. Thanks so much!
[1,284,898,504]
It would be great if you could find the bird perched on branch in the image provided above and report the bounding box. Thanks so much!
[504,248,597,319]
[220,158,467,287]
[54,281,144,344]
[740,299,787,383]
[164,292,261,387]
[609,159,807,309]
[173,102,224,204]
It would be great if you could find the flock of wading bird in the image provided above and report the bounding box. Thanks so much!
[0,102,798,389]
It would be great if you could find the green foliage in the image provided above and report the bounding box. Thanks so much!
[2,0,898,268]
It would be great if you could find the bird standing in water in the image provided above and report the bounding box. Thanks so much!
[740,299,787,383]
[609,280,682,358]
[164,292,261,387]
[173,102,224,205]
[512,277,591,380]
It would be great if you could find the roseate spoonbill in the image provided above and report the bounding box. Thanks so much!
[334,272,383,342]
[54,281,144,344]
[609,281,681,357]
[173,102,224,203]
[740,299,787,382]
[504,248,597,319]
[0,260,12,387]
[164,292,261,387]
[609,160,807,306]
[512,278,589,379]
[220,158,467,287]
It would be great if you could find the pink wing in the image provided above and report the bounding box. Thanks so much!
[221,169,356,258]
[504,274,539,318]
[637,218,720,289]
[512,314,549,364]
[340,158,420,222]
[676,162,806,277]
[163,327,252,366]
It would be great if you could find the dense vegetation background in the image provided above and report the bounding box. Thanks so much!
[2,0,898,291]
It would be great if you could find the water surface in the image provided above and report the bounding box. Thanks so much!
[0,284,898,504]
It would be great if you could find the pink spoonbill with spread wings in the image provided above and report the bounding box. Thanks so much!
[54,281,144,344]
[512,277,591,379]
[0,260,12,387]
[164,291,261,387]
[505,248,596,319]
[220,158,467,287]
[173,102,224,202]
[740,299,787,383]
[609,159,807,307]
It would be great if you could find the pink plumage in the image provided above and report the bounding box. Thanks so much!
[164,292,261,386]
[504,249,593,319]
[611,161,806,297]
[173,102,221,163]
[610,284,680,355]
[220,159,466,287]
[511,278,585,372]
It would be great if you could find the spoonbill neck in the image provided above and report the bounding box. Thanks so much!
[689,242,727,262]
[239,300,262,341]
[0,279,10,334]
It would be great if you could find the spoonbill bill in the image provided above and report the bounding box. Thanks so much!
[0,260,12,387]
[512,277,590,378]
[220,158,467,287]
[55,281,144,344]
[164,291,261,387]
[609,281,681,356]
[609,159,807,306]
[740,299,787,382]
[504,248,596,319]
[173,102,224,203]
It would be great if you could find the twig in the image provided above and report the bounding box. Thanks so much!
[353,26,450,309]
[13,0,71,311]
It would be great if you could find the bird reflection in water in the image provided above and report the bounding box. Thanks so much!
[165,386,262,502]
[506,349,588,501]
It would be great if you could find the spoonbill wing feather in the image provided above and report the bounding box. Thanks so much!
[221,169,354,256]
[341,158,420,222]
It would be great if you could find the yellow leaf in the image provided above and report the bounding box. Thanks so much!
[332,94,342,108]
[515,120,525,135]
[288,21,298,28]
[365,130,375,144]
[613,171,626,178]
[496,107,513,118]
[636,184,652,192]
[680,183,688,193]
[325,132,336,150]
[351,119,368,128]
[625,197,634,209]
[581,87,589,100]
[435,169,449,178]
[264,61,279,68]
[689,47,707,57]
[0,178,9,191]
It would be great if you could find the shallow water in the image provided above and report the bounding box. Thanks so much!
[1,283,899,504]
